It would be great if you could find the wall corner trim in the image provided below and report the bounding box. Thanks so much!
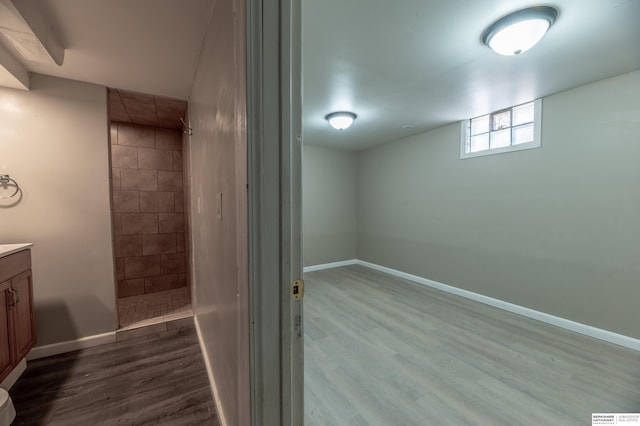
[194,315,228,426]
[27,332,117,360]
[303,259,359,273]
[307,259,640,352]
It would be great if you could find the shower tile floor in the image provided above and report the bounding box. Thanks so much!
[118,287,192,330]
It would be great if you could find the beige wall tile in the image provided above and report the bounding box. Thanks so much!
[112,191,140,213]
[138,147,173,170]
[121,169,157,191]
[172,151,183,171]
[177,273,186,286]
[156,97,187,128]
[112,168,121,190]
[110,115,189,298]
[111,145,138,169]
[157,170,183,191]
[112,213,122,235]
[174,191,184,212]
[115,258,125,281]
[176,232,185,252]
[109,91,130,124]
[118,278,145,297]
[158,212,184,233]
[143,234,177,255]
[125,255,161,279]
[156,128,182,150]
[122,213,158,235]
[110,123,118,145]
[144,275,179,293]
[118,123,155,147]
[114,235,143,258]
[161,252,186,274]
[140,191,174,212]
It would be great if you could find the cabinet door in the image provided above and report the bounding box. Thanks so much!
[10,270,36,361]
[0,281,13,382]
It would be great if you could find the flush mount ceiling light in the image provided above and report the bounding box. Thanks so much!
[482,6,558,56]
[325,111,357,130]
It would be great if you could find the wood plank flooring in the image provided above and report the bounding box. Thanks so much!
[10,318,219,426]
[304,265,640,425]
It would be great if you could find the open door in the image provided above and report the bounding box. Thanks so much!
[247,0,303,424]
[280,0,304,423]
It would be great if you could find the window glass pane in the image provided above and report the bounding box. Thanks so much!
[462,99,540,159]
[513,102,535,126]
[469,134,489,152]
[512,123,534,145]
[490,129,511,149]
[471,115,489,135]
[492,110,511,130]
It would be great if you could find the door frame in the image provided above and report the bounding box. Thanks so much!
[246,0,303,424]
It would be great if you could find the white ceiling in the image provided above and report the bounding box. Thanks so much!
[0,0,214,99]
[303,0,640,150]
[0,0,639,150]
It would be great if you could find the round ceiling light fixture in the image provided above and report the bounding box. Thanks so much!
[325,111,357,130]
[482,6,558,56]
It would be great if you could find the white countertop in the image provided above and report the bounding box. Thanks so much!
[0,243,33,258]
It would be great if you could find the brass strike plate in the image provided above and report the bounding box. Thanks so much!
[292,279,304,300]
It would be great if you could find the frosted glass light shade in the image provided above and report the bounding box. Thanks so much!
[483,6,558,56]
[488,19,550,55]
[325,111,357,130]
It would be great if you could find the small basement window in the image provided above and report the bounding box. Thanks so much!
[460,99,541,159]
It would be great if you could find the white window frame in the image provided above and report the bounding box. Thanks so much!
[460,99,542,159]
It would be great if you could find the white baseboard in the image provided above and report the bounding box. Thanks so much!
[194,315,228,426]
[27,331,117,360]
[1,358,26,390]
[314,259,640,352]
[303,259,358,273]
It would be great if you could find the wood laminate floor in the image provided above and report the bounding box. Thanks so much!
[304,265,640,425]
[10,318,218,426]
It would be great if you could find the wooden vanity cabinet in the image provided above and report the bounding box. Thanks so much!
[0,249,36,383]
[0,281,12,381]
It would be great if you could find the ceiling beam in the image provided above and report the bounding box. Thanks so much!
[0,42,29,89]
[4,0,64,66]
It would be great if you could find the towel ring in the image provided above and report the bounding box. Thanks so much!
[0,175,20,199]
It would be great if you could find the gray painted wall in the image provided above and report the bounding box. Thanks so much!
[302,145,357,266]
[0,74,117,346]
[186,0,249,424]
[357,70,640,340]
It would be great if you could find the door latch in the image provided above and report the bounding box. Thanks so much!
[291,279,304,301]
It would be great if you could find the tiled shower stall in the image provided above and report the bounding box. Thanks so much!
[107,90,191,328]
